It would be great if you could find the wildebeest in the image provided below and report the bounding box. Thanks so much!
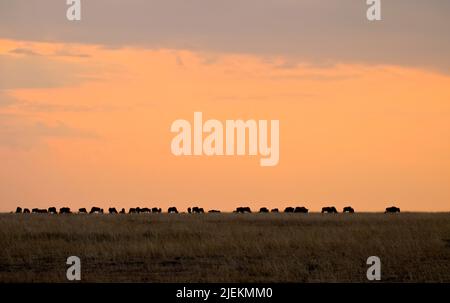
[119,208,126,214]
[322,206,338,213]
[79,208,87,214]
[343,206,355,213]
[108,207,118,214]
[271,208,279,213]
[168,207,178,213]
[385,206,400,213]
[259,207,269,213]
[152,207,162,213]
[59,207,72,214]
[15,207,22,214]
[294,206,308,213]
[129,208,137,214]
[188,207,192,213]
[284,207,294,213]
[48,207,58,214]
[235,207,251,213]
[90,207,103,214]
[192,207,204,213]
[140,207,151,213]
[32,208,48,214]
[208,210,221,213]
[23,208,30,213]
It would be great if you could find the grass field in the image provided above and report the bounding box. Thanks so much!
[0,213,449,282]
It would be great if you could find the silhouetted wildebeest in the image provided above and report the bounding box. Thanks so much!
[284,207,294,213]
[235,207,251,213]
[188,207,192,213]
[140,207,151,213]
[23,208,30,213]
[343,206,355,213]
[192,207,204,213]
[259,207,269,213]
[79,208,87,214]
[48,207,57,214]
[385,206,400,213]
[119,208,125,214]
[108,207,118,214]
[90,207,103,214]
[59,207,72,214]
[152,207,162,213]
[294,206,309,213]
[208,210,221,213]
[129,208,137,214]
[15,207,22,214]
[32,208,48,214]
[322,206,338,213]
[271,208,279,213]
[168,207,178,213]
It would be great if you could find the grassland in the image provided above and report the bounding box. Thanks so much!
[0,213,449,282]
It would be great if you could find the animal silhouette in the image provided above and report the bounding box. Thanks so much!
[10,203,408,216]
[59,207,72,214]
[192,207,204,213]
[284,207,294,213]
[90,207,103,214]
[385,206,400,213]
[32,208,48,214]
[343,206,355,213]
[235,207,251,213]
[321,206,338,214]
[294,206,308,213]
[168,207,178,213]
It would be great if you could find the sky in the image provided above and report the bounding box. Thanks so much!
[0,1,449,212]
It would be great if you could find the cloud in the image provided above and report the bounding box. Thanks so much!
[8,46,90,58]
[0,90,17,107]
[0,0,449,72]
[16,100,131,113]
[9,47,41,56]
[0,54,92,89]
[0,114,98,149]
[0,91,130,113]
[52,49,90,58]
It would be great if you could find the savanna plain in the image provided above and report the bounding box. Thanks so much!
[0,213,449,282]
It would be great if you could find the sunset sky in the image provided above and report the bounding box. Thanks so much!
[0,0,449,212]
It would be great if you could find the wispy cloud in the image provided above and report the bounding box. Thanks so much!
[1,0,449,72]
[9,47,41,56]
[0,51,97,89]
[0,114,98,149]
[9,46,91,58]
[52,49,90,58]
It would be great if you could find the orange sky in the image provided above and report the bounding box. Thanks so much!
[1,39,449,212]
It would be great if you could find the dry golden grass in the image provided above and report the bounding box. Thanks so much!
[0,212,449,282]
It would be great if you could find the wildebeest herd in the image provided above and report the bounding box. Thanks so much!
[12,205,401,214]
